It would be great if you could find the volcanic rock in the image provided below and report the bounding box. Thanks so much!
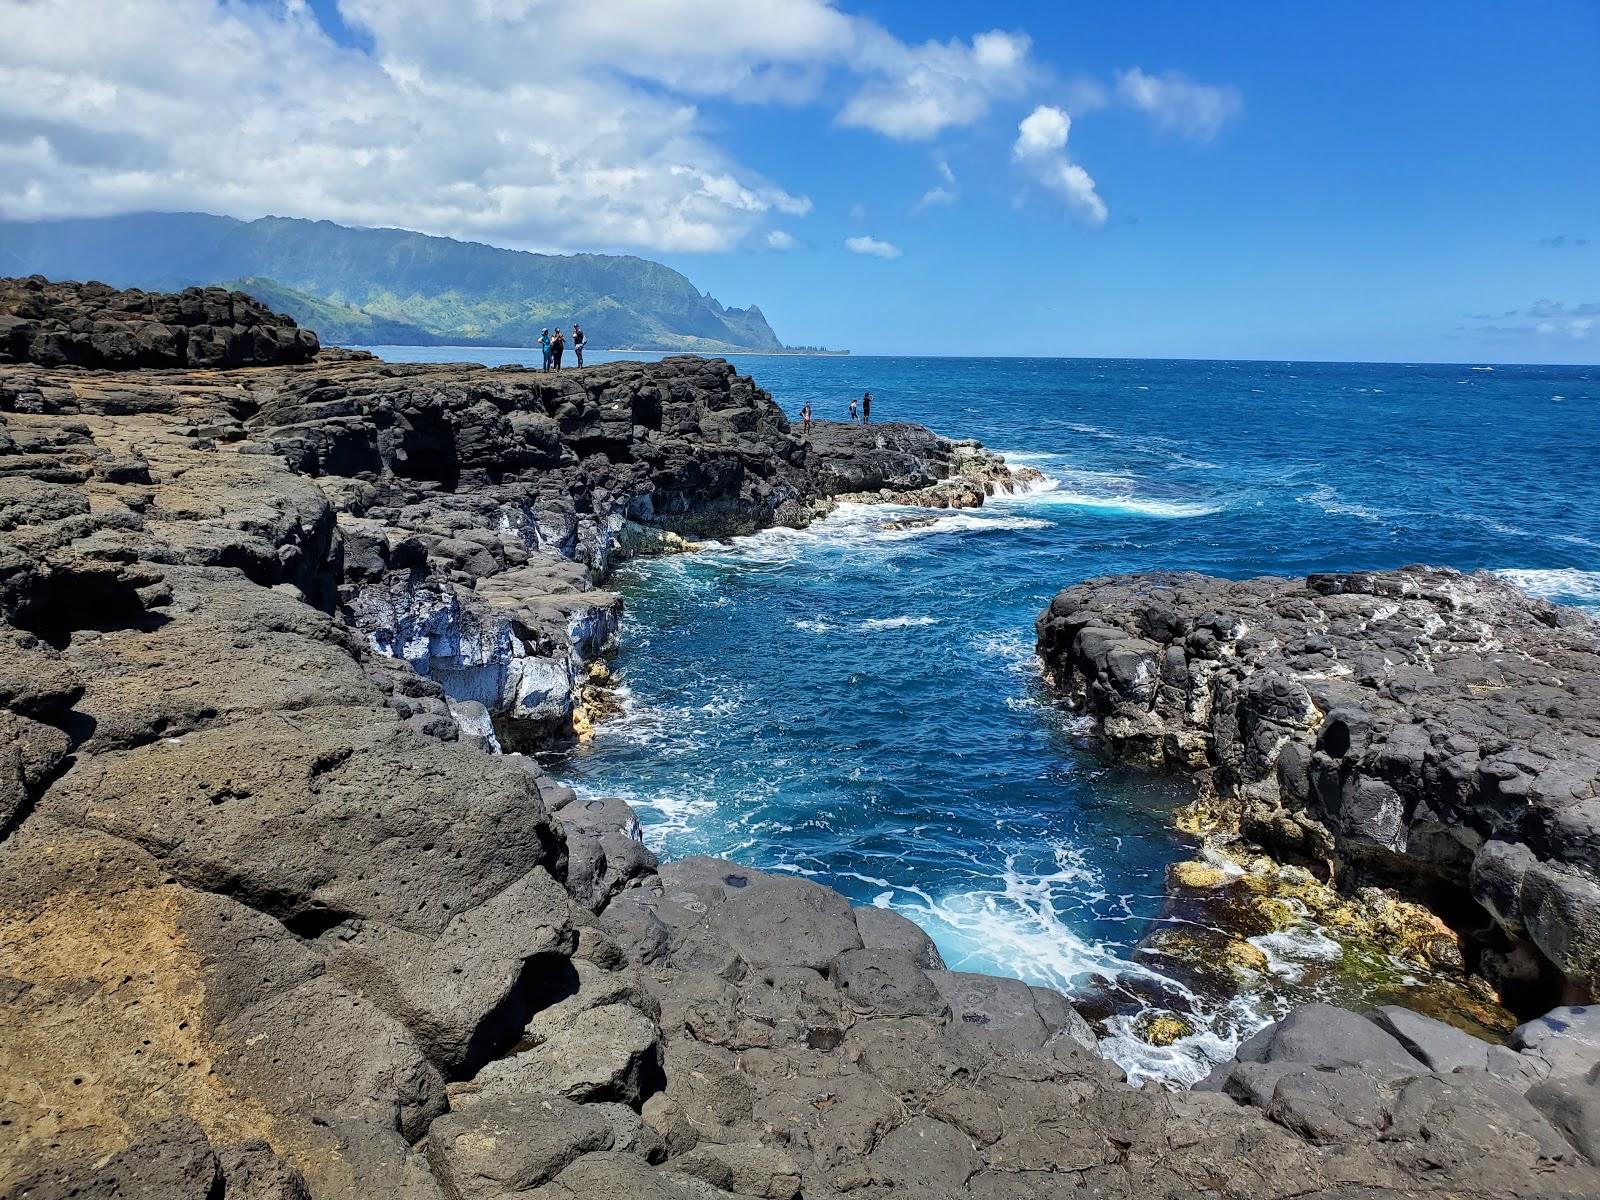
[1037,566,1600,1007]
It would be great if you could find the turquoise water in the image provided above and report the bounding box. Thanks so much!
[364,348,1600,1079]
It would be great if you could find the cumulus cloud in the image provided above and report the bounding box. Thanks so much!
[845,235,902,258]
[0,0,1036,253]
[766,229,799,250]
[1115,67,1242,141]
[1012,106,1107,225]
[837,29,1034,140]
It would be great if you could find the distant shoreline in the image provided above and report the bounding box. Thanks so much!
[607,348,850,356]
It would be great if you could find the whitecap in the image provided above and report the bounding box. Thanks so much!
[860,615,940,630]
[1023,479,1223,519]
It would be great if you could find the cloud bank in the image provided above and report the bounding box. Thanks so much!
[0,0,1039,253]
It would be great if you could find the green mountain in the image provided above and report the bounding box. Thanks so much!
[223,277,446,346]
[0,212,787,352]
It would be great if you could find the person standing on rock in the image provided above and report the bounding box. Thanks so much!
[572,324,585,367]
[849,395,858,422]
[862,391,873,424]
[800,402,812,438]
[551,327,565,371]
[539,329,551,371]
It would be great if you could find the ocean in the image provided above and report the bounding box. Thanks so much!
[362,347,1600,1082]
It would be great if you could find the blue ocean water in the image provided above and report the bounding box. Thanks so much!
[365,347,1600,1080]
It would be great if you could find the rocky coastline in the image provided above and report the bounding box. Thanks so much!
[4,279,1600,1198]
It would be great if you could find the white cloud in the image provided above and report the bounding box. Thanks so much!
[1012,105,1106,225]
[766,229,799,250]
[1115,67,1242,141]
[913,155,958,211]
[837,29,1034,140]
[0,0,1036,254]
[845,235,902,258]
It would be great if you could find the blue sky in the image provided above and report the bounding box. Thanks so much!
[667,1,1600,361]
[3,0,1597,362]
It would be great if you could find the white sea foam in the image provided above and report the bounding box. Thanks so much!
[986,459,1224,519]
[973,630,1039,676]
[860,615,940,630]
[1023,478,1224,519]
[1494,568,1600,614]
[1301,483,1389,524]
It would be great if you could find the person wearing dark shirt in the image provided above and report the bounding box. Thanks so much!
[862,391,873,424]
[572,324,585,367]
[551,327,565,370]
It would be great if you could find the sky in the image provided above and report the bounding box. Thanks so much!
[0,0,1596,362]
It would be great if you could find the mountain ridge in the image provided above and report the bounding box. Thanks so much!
[0,211,791,352]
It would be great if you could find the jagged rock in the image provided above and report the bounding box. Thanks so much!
[1512,1005,1600,1080]
[558,794,660,913]
[1368,1003,1496,1073]
[1235,1003,1425,1070]
[0,276,317,368]
[423,1095,615,1198]
[1528,1071,1600,1164]
[466,1004,661,1106]
[852,902,945,968]
[668,1143,802,1199]
[1037,566,1600,1005]
[218,1142,315,1200]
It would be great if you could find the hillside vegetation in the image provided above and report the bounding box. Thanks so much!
[0,212,786,351]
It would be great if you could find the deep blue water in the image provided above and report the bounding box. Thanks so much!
[365,347,1600,1079]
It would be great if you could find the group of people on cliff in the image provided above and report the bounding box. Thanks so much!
[798,390,872,437]
[538,324,584,371]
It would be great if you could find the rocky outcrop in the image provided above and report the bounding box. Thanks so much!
[8,285,1597,1197]
[1,275,319,369]
[1036,566,1600,1012]
[1195,1001,1600,1197]
[807,420,1043,508]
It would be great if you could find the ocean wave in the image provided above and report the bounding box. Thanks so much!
[860,615,940,630]
[1022,477,1223,519]
[1494,568,1600,613]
